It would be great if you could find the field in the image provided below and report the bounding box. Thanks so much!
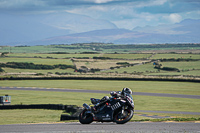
[1,43,200,78]
[0,57,73,65]
[0,43,200,124]
[1,53,200,77]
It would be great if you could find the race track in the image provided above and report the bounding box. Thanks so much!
[0,122,200,132]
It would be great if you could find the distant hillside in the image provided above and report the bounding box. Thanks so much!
[0,12,117,46]
[1,19,200,46]
[26,19,200,45]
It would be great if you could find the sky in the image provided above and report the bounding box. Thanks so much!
[0,0,200,30]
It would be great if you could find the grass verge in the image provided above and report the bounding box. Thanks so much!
[132,117,200,122]
[0,80,200,95]
[0,109,63,125]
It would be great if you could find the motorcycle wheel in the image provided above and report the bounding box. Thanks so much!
[79,109,93,124]
[114,108,134,124]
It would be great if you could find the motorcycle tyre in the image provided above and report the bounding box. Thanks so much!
[79,109,93,124]
[114,108,134,124]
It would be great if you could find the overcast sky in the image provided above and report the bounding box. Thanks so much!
[0,0,200,30]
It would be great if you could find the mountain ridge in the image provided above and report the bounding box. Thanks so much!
[1,19,200,46]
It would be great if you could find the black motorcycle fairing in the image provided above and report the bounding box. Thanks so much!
[93,106,113,121]
[93,98,129,121]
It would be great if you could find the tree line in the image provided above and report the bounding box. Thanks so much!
[0,62,75,70]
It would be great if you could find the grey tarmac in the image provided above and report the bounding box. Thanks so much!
[0,122,200,133]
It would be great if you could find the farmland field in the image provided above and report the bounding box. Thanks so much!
[102,53,152,59]
[1,52,200,77]
[0,57,73,65]
[151,54,200,59]
[7,53,100,59]
[1,43,200,54]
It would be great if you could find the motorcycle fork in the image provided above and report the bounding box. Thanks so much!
[121,106,125,115]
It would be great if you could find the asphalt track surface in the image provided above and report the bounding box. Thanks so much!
[0,122,200,132]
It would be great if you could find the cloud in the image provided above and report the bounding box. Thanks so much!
[85,0,119,4]
[168,13,182,23]
[0,0,200,31]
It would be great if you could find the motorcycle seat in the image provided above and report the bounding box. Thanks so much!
[90,98,100,104]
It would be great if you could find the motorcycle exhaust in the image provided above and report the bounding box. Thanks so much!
[83,103,91,110]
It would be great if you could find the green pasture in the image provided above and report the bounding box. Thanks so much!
[101,61,200,76]
[161,61,200,70]
[6,53,200,60]
[2,68,75,74]
[101,63,156,73]
[7,53,100,59]
[102,54,152,59]
[1,52,200,77]
[74,59,146,70]
[0,46,51,53]
[146,70,200,76]
[2,44,200,54]
[0,57,73,65]
[151,53,200,59]
[0,80,200,95]
[0,46,95,53]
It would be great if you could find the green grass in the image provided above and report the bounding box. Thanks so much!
[2,45,200,54]
[101,63,156,73]
[0,45,96,53]
[7,53,100,58]
[161,61,200,70]
[74,59,146,70]
[1,53,200,77]
[134,95,200,112]
[101,61,200,76]
[102,54,152,59]
[146,70,200,76]
[0,57,73,65]
[131,117,200,122]
[0,109,63,125]
[2,68,75,74]
[151,54,200,60]
[0,90,103,105]
[135,112,200,119]
[1,80,200,95]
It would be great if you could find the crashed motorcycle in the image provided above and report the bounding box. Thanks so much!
[79,93,134,124]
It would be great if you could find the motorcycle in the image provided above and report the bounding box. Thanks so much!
[79,93,134,124]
